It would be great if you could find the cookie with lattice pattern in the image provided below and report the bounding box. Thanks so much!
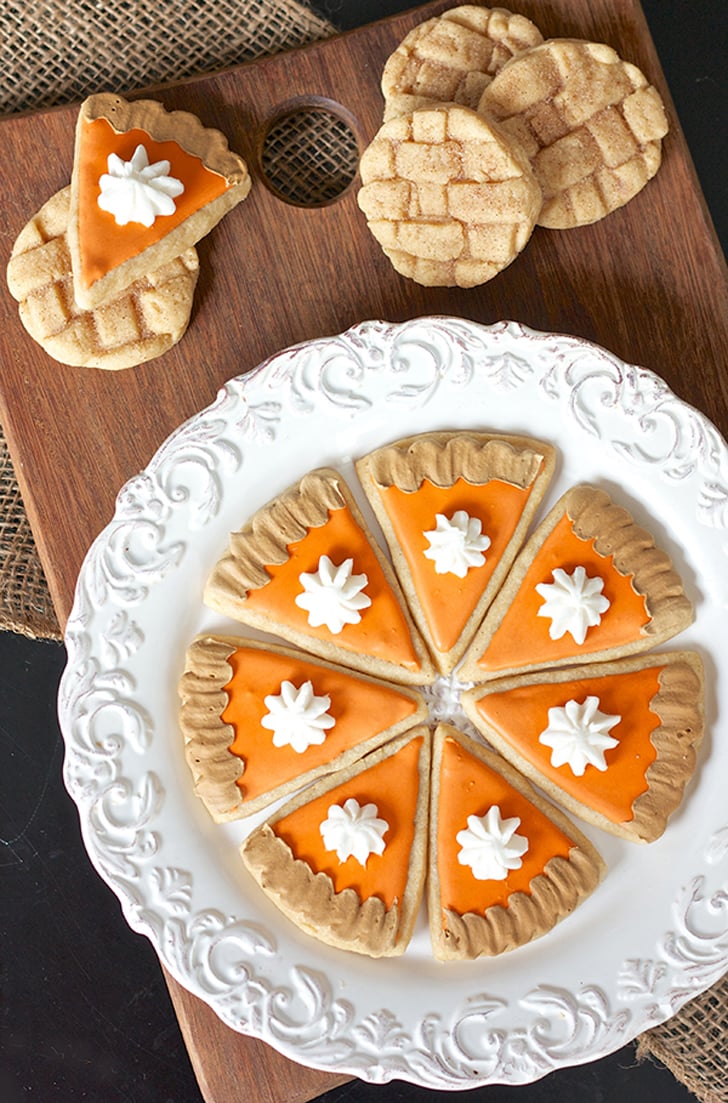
[6,187,198,370]
[478,38,668,228]
[381,5,543,121]
[357,102,542,287]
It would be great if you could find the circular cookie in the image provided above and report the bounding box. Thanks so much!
[381,5,544,121]
[478,38,669,229]
[6,187,199,370]
[357,102,542,288]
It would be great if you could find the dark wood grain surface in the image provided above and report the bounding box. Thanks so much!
[1,1,726,1101]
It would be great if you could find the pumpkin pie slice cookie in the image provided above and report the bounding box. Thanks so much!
[204,468,434,685]
[69,93,250,307]
[179,635,428,821]
[381,5,543,120]
[356,431,555,672]
[459,484,694,682]
[241,728,430,957]
[462,652,704,842]
[430,724,604,960]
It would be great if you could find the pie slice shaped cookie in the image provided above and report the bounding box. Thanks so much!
[204,468,434,685]
[462,652,704,842]
[356,431,555,672]
[241,729,430,957]
[430,723,604,960]
[459,484,694,681]
[69,93,251,308]
[179,635,427,821]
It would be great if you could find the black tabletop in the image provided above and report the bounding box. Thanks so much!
[1,2,726,1101]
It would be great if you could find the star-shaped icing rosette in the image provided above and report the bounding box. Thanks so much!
[261,679,335,755]
[538,696,620,776]
[423,510,492,578]
[97,144,185,227]
[320,798,389,865]
[535,566,610,645]
[456,805,529,880]
[295,555,372,633]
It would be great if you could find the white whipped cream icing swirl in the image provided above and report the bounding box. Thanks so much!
[539,695,620,776]
[535,566,610,645]
[97,144,184,227]
[456,805,529,881]
[423,510,491,577]
[261,680,335,754]
[319,799,388,865]
[295,555,371,634]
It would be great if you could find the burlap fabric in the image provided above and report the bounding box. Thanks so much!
[1,1,726,1098]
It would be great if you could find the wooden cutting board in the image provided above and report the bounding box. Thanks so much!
[1,1,726,1100]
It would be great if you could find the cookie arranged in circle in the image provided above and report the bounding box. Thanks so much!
[179,634,427,822]
[459,484,694,682]
[357,103,542,287]
[381,5,543,120]
[241,728,431,957]
[429,724,605,960]
[462,652,704,844]
[355,430,555,673]
[203,467,435,685]
[6,187,199,370]
[478,38,668,228]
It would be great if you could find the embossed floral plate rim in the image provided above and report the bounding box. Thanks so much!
[58,317,728,1088]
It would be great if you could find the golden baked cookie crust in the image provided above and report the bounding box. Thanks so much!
[6,186,198,370]
[381,5,543,120]
[357,102,542,287]
[479,38,668,228]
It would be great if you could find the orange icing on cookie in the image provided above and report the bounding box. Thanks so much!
[222,647,420,802]
[380,478,532,652]
[476,513,650,672]
[77,117,229,288]
[273,736,424,910]
[437,736,573,915]
[243,504,422,671]
[473,666,663,824]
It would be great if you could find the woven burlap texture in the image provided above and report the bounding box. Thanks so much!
[0,0,335,641]
[2,2,726,1099]
[637,971,728,1103]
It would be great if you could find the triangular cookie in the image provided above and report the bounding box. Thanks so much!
[204,468,435,685]
[69,93,250,307]
[429,724,604,960]
[459,484,694,681]
[241,729,430,957]
[356,431,555,672]
[179,635,427,821]
[462,652,704,842]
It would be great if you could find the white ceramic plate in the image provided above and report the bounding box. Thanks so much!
[59,318,728,1088]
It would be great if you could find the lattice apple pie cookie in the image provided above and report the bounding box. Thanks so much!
[380,5,544,121]
[359,8,668,285]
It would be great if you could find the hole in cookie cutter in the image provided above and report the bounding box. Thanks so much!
[258,96,361,208]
